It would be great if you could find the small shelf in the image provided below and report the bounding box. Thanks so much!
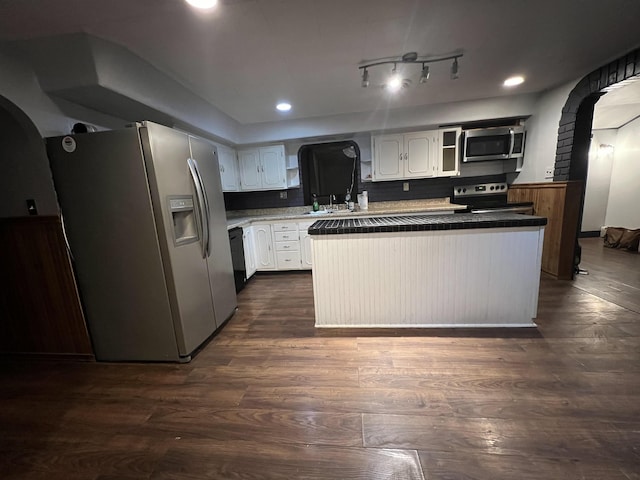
[360,158,372,182]
[287,169,300,188]
[286,155,299,170]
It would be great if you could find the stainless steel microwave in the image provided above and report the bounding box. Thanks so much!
[462,126,525,162]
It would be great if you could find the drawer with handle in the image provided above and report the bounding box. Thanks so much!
[276,250,301,269]
[275,240,299,252]
[272,222,298,232]
[275,231,299,242]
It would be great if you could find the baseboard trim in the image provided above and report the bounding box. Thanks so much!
[580,231,601,238]
[0,352,95,362]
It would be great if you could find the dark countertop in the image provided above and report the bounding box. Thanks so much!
[308,213,547,235]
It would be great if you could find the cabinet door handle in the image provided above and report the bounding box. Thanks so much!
[404,153,408,160]
[399,153,403,161]
[256,165,260,173]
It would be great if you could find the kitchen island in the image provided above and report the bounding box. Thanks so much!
[309,213,547,328]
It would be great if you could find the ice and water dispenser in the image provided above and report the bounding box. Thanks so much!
[169,196,199,246]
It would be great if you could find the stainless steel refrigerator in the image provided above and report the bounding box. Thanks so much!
[46,121,237,362]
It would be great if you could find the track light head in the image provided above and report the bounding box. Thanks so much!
[387,63,403,91]
[361,68,369,88]
[419,64,430,84]
[451,58,459,80]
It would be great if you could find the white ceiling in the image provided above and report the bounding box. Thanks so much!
[1,0,639,125]
[593,80,640,130]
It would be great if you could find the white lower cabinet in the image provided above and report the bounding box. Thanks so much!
[242,226,257,279]
[253,224,276,270]
[242,220,315,272]
[273,222,301,270]
[299,221,314,270]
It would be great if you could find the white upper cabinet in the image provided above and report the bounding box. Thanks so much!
[259,145,287,190]
[403,132,435,178]
[373,134,403,180]
[238,149,262,190]
[238,145,287,191]
[372,131,436,181]
[217,145,240,192]
[436,128,461,177]
[373,129,461,180]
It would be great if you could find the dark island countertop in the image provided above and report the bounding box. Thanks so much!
[308,213,547,235]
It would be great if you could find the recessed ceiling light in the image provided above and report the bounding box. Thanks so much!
[184,0,218,9]
[276,102,292,112]
[504,76,525,87]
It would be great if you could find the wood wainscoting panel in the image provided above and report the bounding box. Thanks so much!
[508,181,582,280]
[0,216,93,356]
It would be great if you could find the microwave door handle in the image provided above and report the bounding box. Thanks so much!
[187,158,208,259]
[508,129,515,157]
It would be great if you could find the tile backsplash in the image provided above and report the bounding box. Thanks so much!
[223,173,506,211]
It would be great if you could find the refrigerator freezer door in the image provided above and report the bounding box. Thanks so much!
[140,123,217,356]
[46,129,180,361]
[189,136,238,328]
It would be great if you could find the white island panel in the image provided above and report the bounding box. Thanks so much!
[311,227,544,328]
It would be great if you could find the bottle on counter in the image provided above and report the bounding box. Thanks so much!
[312,194,319,212]
[357,190,368,210]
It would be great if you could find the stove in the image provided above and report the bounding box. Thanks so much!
[453,182,534,214]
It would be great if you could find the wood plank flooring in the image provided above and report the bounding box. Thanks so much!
[1,237,639,479]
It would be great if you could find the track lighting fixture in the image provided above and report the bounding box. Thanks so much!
[359,51,463,89]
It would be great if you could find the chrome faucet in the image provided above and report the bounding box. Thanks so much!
[329,194,335,210]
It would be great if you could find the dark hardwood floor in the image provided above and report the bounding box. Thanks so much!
[1,237,639,479]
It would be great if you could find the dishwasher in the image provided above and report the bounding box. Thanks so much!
[228,227,246,293]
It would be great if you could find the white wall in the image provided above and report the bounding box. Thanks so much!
[604,116,640,229]
[513,80,577,184]
[581,130,617,232]
[240,94,539,145]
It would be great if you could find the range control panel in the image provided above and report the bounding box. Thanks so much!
[453,182,508,198]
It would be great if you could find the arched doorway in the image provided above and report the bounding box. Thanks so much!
[0,95,58,217]
[553,49,640,182]
[551,48,640,274]
[0,95,92,356]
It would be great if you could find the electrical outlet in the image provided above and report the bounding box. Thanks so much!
[544,166,554,179]
[26,199,38,215]
[403,182,409,192]
[279,191,287,199]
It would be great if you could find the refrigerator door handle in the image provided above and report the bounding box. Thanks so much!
[187,158,209,258]
[192,158,211,257]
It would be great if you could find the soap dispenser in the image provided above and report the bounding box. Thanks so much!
[312,194,319,212]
